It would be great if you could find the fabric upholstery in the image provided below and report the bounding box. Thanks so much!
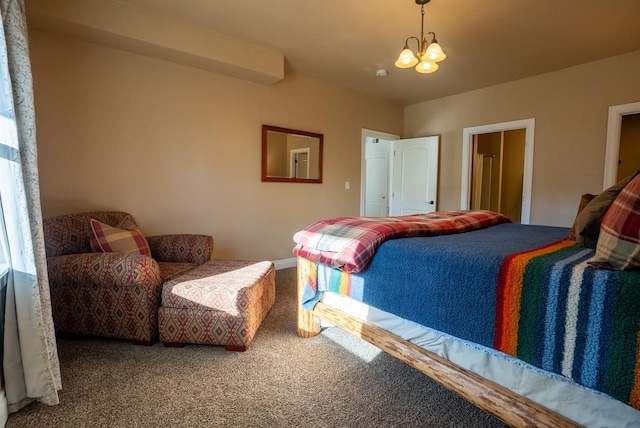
[589,174,640,270]
[573,170,640,248]
[157,262,197,284]
[42,211,213,343]
[147,234,213,265]
[47,252,162,342]
[44,211,132,257]
[159,260,275,349]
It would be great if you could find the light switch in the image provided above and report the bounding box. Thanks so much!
[345,181,350,190]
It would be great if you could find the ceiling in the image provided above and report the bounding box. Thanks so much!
[29,0,640,106]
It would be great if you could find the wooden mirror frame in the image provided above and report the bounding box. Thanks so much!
[261,124,323,183]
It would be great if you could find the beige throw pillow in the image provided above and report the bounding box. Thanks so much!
[90,217,151,257]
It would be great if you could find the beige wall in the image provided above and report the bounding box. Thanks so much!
[405,50,640,227]
[30,30,403,262]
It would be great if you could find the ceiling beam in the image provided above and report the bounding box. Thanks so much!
[26,0,285,85]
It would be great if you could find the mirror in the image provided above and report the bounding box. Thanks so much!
[262,125,323,183]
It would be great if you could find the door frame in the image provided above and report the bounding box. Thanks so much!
[361,129,400,216]
[460,118,535,224]
[289,148,310,179]
[603,101,640,189]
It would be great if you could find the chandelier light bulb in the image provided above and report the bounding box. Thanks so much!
[415,60,438,74]
[395,47,419,68]
[425,42,446,62]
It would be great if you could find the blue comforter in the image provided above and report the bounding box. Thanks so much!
[311,223,570,347]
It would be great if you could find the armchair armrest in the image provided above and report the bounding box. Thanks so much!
[47,252,162,289]
[47,252,163,343]
[146,234,213,265]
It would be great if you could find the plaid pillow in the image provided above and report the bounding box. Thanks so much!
[90,217,151,257]
[589,174,640,270]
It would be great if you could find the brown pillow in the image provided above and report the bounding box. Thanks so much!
[573,170,640,248]
[567,193,596,240]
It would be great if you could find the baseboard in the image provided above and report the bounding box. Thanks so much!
[273,258,296,270]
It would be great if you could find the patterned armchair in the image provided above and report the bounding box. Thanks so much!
[43,211,213,344]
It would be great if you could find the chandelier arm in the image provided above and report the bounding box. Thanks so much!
[405,36,421,49]
[422,32,436,53]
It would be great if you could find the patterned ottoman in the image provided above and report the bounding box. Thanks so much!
[158,259,275,351]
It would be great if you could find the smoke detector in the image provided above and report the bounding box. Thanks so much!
[375,69,389,78]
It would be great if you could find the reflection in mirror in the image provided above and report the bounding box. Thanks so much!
[262,125,323,183]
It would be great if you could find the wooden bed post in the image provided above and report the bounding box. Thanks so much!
[296,257,321,337]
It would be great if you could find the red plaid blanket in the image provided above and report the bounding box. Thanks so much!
[293,210,511,272]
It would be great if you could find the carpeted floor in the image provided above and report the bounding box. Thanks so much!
[6,267,507,428]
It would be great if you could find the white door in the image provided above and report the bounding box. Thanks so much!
[364,138,392,216]
[390,136,439,215]
[290,148,310,179]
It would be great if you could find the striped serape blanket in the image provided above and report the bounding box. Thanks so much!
[298,257,353,310]
[494,240,640,410]
[293,210,510,273]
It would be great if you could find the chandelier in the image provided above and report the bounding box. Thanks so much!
[394,0,446,74]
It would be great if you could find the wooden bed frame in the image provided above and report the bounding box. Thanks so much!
[295,261,580,428]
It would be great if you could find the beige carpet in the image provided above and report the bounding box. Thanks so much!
[6,267,506,428]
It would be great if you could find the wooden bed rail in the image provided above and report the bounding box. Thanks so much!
[296,262,580,427]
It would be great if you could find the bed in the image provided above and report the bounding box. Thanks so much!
[292,209,640,427]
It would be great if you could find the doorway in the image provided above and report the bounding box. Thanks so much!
[290,148,310,179]
[470,129,526,223]
[363,136,393,216]
[360,129,439,217]
[604,101,640,188]
[618,113,640,180]
[461,118,535,224]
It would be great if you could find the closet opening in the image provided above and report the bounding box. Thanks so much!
[471,129,526,223]
[461,118,535,224]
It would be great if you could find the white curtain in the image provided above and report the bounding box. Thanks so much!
[0,0,61,422]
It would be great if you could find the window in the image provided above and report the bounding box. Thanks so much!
[0,114,21,288]
[0,193,9,286]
